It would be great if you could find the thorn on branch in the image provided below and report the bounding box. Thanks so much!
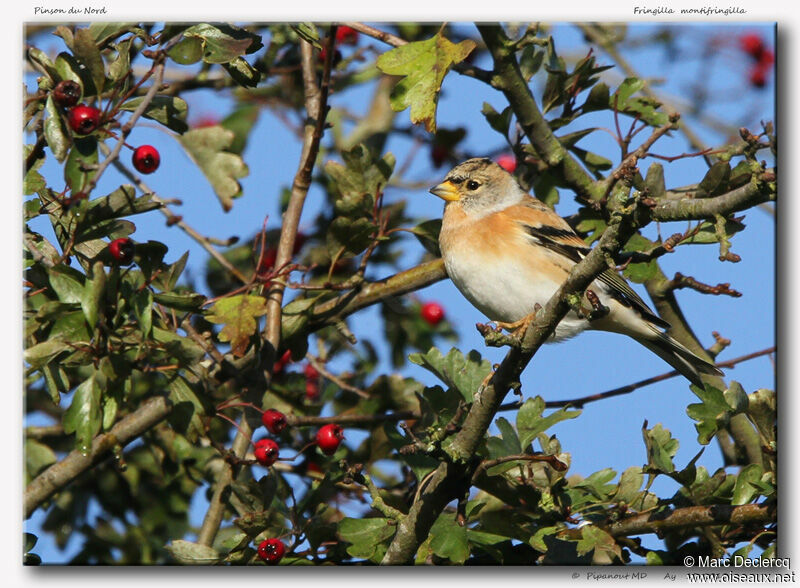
[669,272,742,297]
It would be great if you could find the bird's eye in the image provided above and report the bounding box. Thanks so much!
[466,180,480,190]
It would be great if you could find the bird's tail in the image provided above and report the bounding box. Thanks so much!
[633,329,723,388]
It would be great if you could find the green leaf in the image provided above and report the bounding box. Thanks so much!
[679,217,746,245]
[516,396,581,450]
[642,422,679,474]
[582,82,609,113]
[24,337,70,369]
[429,514,469,564]
[206,294,268,357]
[723,381,749,413]
[326,145,396,218]
[222,56,261,87]
[622,233,658,283]
[88,22,141,46]
[280,296,319,342]
[24,147,47,195]
[167,375,206,441]
[576,525,621,564]
[696,161,732,198]
[108,38,132,82]
[44,96,69,162]
[487,417,521,461]
[220,104,260,155]
[326,217,377,258]
[746,388,776,446]
[72,28,106,95]
[27,47,59,80]
[48,265,86,304]
[338,517,395,560]
[81,262,106,328]
[165,540,220,565]
[377,33,476,132]
[84,185,161,225]
[63,371,102,454]
[612,77,644,109]
[687,384,733,445]
[131,288,153,337]
[179,127,249,211]
[153,291,206,312]
[731,464,764,505]
[64,137,98,193]
[119,96,189,133]
[410,219,442,256]
[24,439,57,484]
[519,45,544,81]
[481,102,513,138]
[644,163,666,199]
[182,23,263,64]
[153,327,206,365]
[291,23,321,49]
[614,466,644,503]
[408,347,491,403]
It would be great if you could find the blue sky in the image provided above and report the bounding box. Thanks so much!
[19,13,777,572]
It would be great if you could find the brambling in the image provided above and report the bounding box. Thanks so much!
[430,157,723,387]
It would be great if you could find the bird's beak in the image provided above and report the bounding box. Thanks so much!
[429,180,461,202]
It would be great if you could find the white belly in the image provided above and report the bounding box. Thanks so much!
[443,249,588,341]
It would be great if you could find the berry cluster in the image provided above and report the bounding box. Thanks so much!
[739,33,774,88]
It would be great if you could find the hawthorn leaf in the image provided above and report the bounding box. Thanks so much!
[376,33,476,132]
[179,127,248,211]
[408,347,491,403]
[181,23,263,64]
[63,371,102,455]
[206,294,268,357]
[165,540,220,565]
[119,96,189,133]
[44,96,69,162]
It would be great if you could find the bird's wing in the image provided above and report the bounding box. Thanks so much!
[510,198,671,329]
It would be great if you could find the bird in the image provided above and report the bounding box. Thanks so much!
[429,157,723,388]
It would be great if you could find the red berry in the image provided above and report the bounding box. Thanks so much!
[68,104,101,135]
[431,144,449,168]
[258,247,278,275]
[305,379,320,400]
[257,538,286,563]
[306,461,322,475]
[316,424,344,455]
[749,65,768,88]
[52,80,81,107]
[273,349,292,374]
[303,363,320,380]
[108,238,135,265]
[335,26,359,46]
[253,438,280,466]
[319,47,342,66]
[740,33,765,59]
[758,48,775,67]
[496,154,517,174]
[420,302,445,326]
[132,145,160,174]
[261,409,287,435]
[192,115,219,128]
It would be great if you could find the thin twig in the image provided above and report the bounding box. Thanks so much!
[305,355,371,399]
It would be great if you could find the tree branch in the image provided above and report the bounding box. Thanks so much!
[197,33,335,548]
[478,24,601,202]
[608,502,774,538]
[24,396,171,519]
